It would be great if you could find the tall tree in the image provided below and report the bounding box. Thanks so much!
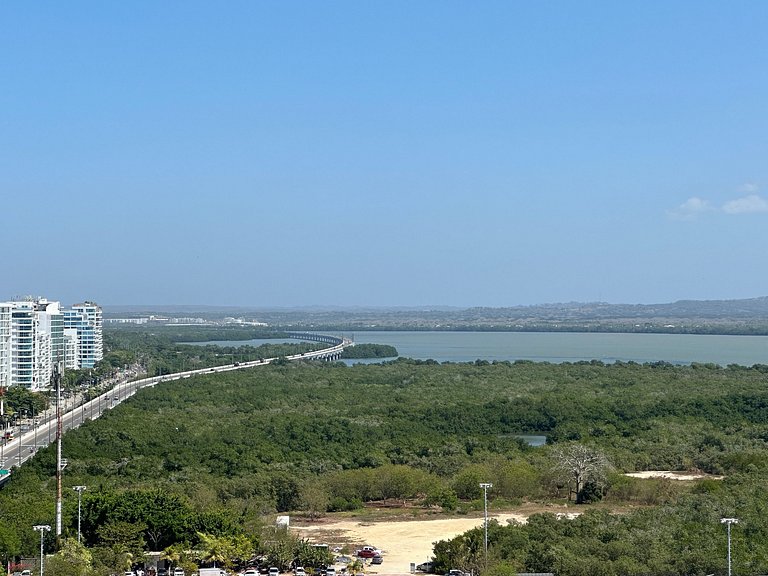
[550,443,611,502]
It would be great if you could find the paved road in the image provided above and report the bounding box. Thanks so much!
[0,334,353,483]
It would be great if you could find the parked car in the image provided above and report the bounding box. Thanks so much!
[415,562,434,573]
[173,569,185,576]
[370,555,383,565]
[356,546,380,559]
[294,567,306,576]
[268,568,279,576]
[326,568,336,576]
[335,556,352,564]
[243,570,259,576]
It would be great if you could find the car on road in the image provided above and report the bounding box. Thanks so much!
[415,562,434,573]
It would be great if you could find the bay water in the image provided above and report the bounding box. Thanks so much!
[194,331,768,366]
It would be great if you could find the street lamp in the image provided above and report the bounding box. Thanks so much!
[73,485,87,542]
[32,405,37,454]
[721,517,739,576]
[32,524,50,576]
[479,482,493,566]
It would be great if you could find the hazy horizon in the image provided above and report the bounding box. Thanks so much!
[99,295,768,312]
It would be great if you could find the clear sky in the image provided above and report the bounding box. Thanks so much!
[2,2,766,308]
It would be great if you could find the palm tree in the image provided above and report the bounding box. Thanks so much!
[162,543,183,573]
[198,533,228,568]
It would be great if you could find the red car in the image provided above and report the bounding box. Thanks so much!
[356,546,380,559]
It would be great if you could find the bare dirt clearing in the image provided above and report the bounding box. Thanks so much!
[293,505,573,575]
[625,470,724,481]
[291,473,715,574]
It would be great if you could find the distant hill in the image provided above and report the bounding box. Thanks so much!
[104,297,768,335]
[465,296,768,321]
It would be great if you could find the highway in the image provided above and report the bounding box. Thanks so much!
[0,333,353,484]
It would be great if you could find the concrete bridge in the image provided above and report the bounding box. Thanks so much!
[286,332,352,361]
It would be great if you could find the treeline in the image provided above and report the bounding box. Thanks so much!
[340,343,398,359]
[434,473,768,576]
[3,359,768,573]
[105,324,291,342]
[103,329,327,376]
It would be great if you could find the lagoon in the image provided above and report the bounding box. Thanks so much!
[193,331,768,366]
[347,331,768,366]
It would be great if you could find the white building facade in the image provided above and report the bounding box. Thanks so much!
[64,302,104,369]
[0,298,103,391]
[0,303,12,391]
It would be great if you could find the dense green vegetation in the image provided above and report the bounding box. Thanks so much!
[4,357,768,575]
[104,324,292,343]
[340,343,398,359]
[103,328,328,376]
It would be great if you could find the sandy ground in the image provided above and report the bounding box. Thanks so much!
[291,472,718,574]
[294,512,532,575]
[624,470,724,480]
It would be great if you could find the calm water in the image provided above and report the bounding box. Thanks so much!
[345,331,768,366]
[191,331,768,366]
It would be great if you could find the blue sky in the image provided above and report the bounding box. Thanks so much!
[2,2,766,307]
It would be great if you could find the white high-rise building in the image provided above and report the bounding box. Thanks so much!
[0,297,103,390]
[0,303,11,390]
[64,302,104,369]
[33,299,64,389]
[10,301,36,389]
[63,329,79,370]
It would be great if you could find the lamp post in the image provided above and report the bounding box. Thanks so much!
[18,409,24,467]
[479,482,493,566]
[73,485,87,542]
[721,517,739,576]
[32,524,50,576]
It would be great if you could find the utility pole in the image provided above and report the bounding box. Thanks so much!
[55,363,63,540]
[32,525,50,576]
[721,517,739,576]
[480,482,493,567]
[73,485,87,542]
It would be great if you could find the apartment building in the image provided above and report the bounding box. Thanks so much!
[65,302,104,369]
[0,298,103,390]
[0,303,11,390]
